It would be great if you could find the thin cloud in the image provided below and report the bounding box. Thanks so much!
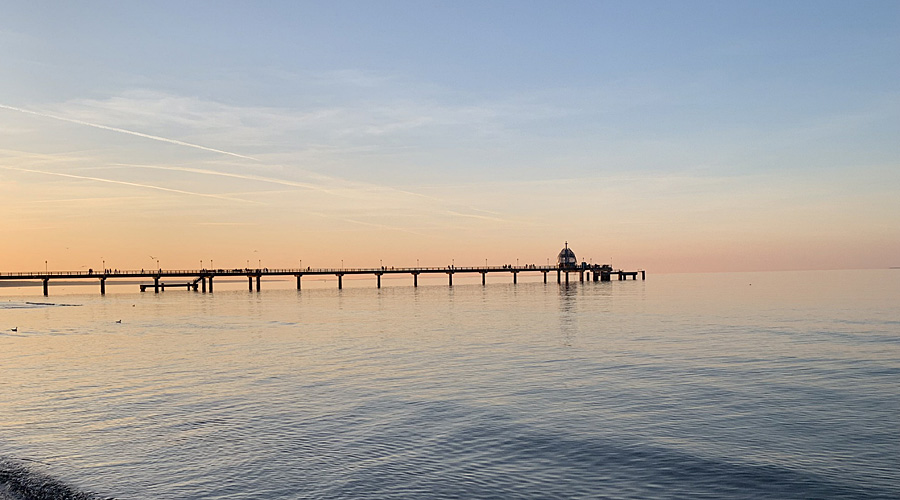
[0,166,259,204]
[110,163,340,195]
[0,103,258,161]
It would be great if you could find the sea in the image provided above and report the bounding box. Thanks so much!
[1,269,898,499]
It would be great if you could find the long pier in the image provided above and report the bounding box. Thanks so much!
[0,265,645,296]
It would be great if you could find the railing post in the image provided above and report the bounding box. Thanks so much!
[42,278,49,297]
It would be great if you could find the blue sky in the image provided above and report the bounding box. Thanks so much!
[1,1,898,272]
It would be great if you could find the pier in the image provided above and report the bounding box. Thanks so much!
[0,265,644,296]
[0,244,643,296]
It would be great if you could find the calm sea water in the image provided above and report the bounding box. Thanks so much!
[1,270,898,499]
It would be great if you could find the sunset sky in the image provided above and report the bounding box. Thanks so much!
[1,1,898,273]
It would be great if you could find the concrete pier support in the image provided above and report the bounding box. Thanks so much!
[248,276,254,291]
[337,274,343,290]
[201,277,207,293]
[208,276,213,292]
[100,278,106,295]
[641,270,646,280]
[482,272,486,286]
[42,278,49,296]
[448,272,453,287]
[565,272,569,284]
[579,271,584,282]
[296,275,302,290]
[543,271,547,283]
[256,275,261,291]
[154,277,160,293]
[513,272,518,284]
[377,273,382,288]
[557,269,561,284]
[413,273,418,287]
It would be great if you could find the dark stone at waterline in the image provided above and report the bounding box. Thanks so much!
[0,460,112,500]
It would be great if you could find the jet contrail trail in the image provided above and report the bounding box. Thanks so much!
[111,163,340,195]
[0,166,259,204]
[0,103,258,161]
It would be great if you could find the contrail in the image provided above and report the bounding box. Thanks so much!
[0,166,259,204]
[111,163,340,195]
[110,164,512,222]
[0,103,258,161]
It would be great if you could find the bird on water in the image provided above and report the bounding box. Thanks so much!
[10,327,17,332]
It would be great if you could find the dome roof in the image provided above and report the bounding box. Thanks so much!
[557,244,577,266]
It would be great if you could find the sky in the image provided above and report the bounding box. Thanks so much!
[1,0,898,273]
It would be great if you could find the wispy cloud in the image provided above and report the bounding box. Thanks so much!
[0,103,258,161]
[0,166,258,204]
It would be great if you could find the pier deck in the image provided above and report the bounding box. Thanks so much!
[0,265,645,296]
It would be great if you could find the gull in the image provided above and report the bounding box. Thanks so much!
[116,320,122,324]
[10,327,17,332]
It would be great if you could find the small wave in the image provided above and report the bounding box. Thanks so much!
[0,302,81,310]
[0,459,111,500]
